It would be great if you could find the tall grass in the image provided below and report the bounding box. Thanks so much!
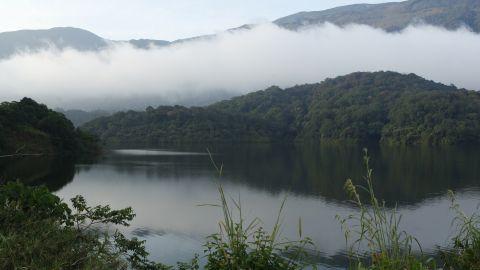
[441,191,480,269]
[337,149,435,270]
[201,150,315,270]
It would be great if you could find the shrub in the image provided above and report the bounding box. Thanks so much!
[0,182,167,270]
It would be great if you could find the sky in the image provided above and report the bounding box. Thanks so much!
[0,0,394,40]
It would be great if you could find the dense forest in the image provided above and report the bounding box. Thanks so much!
[82,71,480,146]
[0,98,100,157]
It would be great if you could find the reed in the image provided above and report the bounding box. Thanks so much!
[200,150,315,270]
[337,149,435,269]
[441,190,480,269]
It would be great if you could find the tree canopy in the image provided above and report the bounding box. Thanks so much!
[81,72,480,146]
[0,98,100,157]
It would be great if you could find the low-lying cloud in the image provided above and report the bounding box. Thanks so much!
[0,23,479,110]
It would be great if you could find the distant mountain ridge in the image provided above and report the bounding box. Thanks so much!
[274,0,480,32]
[0,27,108,58]
[0,0,478,59]
[0,27,173,59]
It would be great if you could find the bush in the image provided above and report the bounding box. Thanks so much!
[0,182,167,270]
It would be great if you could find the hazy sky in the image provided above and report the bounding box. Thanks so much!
[0,0,394,40]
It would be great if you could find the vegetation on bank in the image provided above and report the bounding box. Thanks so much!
[441,190,480,269]
[0,182,312,270]
[1,151,480,269]
[336,150,480,269]
[81,72,480,146]
[0,181,170,270]
[339,150,436,269]
[0,97,100,158]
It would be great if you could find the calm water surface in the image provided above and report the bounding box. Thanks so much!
[1,144,479,268]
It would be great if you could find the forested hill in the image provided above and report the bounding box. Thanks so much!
[0,98,100,157]
[81,72,480,146]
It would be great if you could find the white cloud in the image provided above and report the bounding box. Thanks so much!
[0,23,479,110]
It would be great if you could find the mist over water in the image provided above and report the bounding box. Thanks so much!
[0,23,479,110]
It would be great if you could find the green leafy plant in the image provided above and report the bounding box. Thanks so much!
[0,181,167,270]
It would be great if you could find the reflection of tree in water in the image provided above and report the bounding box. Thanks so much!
[0,156,76,192]
[235,144,480,206]
[104,144,480,207]
[221,144,480,206]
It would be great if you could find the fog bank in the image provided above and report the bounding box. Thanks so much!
[0,23,479,110]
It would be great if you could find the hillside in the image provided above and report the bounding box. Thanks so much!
[81,106,281,146]
[274,0,480,32]
[0,98,100,157]
[82,72,480,146]
[0,27,171,59]
[0,27,108,59]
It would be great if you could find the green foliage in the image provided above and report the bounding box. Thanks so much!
[0,179,314,270]
[212,85,314,140]
[338,149,435,270]
[301,72,460,143]
[202,153,315,270]
[82,72,480,146]
[0,97,100,157]
[203,187,314,270]
[0,182,167,270]
[383,91,480,145]
[441,191,480,269]
[81,106,279,146]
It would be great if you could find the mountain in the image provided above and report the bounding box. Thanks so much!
[0,0,478,60]
[274,0,480,32]
[81,71,480,146]
[0,27,108,58]
[0,27,171,59]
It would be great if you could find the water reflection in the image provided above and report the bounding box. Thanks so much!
[1,144,480,268]
[54,168,480,267]
[0,156,76,191]
[85,144,480,206]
